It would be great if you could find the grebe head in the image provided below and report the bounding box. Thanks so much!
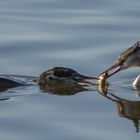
[99,41,140,78]
[37,67,98,85]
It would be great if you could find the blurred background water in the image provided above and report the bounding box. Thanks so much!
[0,0,140,139]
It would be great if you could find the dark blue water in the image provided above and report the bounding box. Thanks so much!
[0,0,140,139]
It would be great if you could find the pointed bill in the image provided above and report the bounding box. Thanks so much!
[74,73,99,80]
[73,73,98,85]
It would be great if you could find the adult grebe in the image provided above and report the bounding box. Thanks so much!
[99,41,140,88]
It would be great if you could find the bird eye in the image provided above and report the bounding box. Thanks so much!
[49,76,53,80]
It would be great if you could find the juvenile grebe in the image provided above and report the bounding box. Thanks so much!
[0,67,98,92]
[37,67,98,85]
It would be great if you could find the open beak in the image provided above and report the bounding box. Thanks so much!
[99,63,122,78]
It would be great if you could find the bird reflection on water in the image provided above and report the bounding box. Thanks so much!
[32,76,140,133]
[38,81,93,96]
[98,87,140,133]
[38,77,97,96]
[0,71,140,133]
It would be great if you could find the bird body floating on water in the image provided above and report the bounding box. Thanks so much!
[37,67,98,85]
[0,67,98,92]
[99,41,140,89]
[1,41,140,93]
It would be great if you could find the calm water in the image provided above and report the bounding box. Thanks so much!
[0,0,140,139]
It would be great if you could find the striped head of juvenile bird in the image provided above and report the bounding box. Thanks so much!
[37,67,98,85]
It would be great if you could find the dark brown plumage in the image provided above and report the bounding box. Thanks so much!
[115,41,140,65]
[37,67,98,85]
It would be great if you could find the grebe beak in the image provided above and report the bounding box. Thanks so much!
[73,73,98,85]
[99,63,122,78]
[74,73,98,80]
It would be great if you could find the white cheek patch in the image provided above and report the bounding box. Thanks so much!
[46,74,57,81]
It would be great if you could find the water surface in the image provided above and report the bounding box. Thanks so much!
[0,0,140,139]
